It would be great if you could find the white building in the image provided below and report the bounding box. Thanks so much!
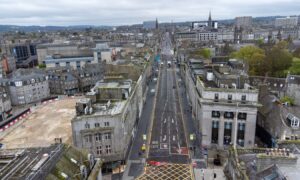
[72,74,147,163]
[182,59,260,148]
[275,16,298,28]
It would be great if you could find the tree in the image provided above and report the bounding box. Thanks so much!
[280,96,295,106]
[265,41,293,77]
[38,64,46,69]
[192,48,211,59]
[293,47,300,58]
[221,42,234,56]
[200,48,211,59]
[256,38,264,48]
[231,46,266,75]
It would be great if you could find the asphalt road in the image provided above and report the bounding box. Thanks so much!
[148,32,189,164]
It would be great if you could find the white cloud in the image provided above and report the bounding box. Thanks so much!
[0,0,298,25]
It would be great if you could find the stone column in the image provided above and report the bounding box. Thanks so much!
[218,113,224,147]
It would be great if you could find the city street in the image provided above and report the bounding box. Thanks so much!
[147,32,189,164]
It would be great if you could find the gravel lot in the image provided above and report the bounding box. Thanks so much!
[1,98,78,149]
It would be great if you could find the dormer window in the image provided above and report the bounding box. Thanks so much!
[228,94,232,103]
[214,93,219,102]
[241,95,246,104]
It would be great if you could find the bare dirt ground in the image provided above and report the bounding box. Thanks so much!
[1,98,78,149]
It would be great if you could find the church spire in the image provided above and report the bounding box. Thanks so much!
[208,10,212,29]
[208,10,212,22]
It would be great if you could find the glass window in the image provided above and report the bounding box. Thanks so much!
[212,111,220,118]
[238,123,245,131]
[241,95,246,102]
[214,93,219,102]
[95,133,102,142]
[85,135,92,143]
[225,122,232,129]
[106,145,112,154]
[104,122,110,127]
[228,94,232,102]
[238,113,247,120]
[224,122,232,145]
[224,112,234,119]
[95,123,100,128]
[237,123,245,147]
[211,121,219,144]
[212,121,219,128]
[96,146,102,155]
[104,133,111,140]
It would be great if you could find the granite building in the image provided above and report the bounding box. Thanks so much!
[72,78,144,163]
[1,69,50,105]
[71,62,149,165]
[235,16,253,29]
[182,58,260,148]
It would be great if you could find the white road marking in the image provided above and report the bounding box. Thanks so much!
[160,143,168,149]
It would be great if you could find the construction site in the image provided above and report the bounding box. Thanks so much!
[0,97,78,149]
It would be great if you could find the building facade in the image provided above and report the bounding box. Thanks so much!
[37,43,93,65]
[235,16,253,29]
[72,76,145,163]
[182,59,260,148]
[9,42,39,68]
[47,68,79,95]
[275,16,298,29]
[71,60,150,164]
[44,43,111,69]
[2,69,50,105]
[0,86,12,122]
[0,54,16,78]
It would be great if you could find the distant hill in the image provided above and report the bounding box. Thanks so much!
[0,25,113,32]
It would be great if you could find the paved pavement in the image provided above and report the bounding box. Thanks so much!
[194,168,226,180]
[122,31,206,179]
[137,163,193,180]
[176,67,203,159]
[122,55,159,180]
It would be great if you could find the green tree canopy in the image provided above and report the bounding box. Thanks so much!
[265,41,293,77]
[231,46,266,76]
[192,48,211,59]
[221,42,234,56]
[293,47,300,58]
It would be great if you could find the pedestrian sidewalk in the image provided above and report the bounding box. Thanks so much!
[194,168,226,180]
[122,159,144,180]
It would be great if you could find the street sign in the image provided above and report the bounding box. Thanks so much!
[143,134,147,140]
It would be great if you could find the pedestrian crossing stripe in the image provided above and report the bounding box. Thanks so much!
[160,143,168,149]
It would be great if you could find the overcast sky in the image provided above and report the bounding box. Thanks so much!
[0,0,299,26]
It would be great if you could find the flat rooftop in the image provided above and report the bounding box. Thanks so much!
[0,98,78,149]
[0,144,61,180]
[74,101,126,119]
